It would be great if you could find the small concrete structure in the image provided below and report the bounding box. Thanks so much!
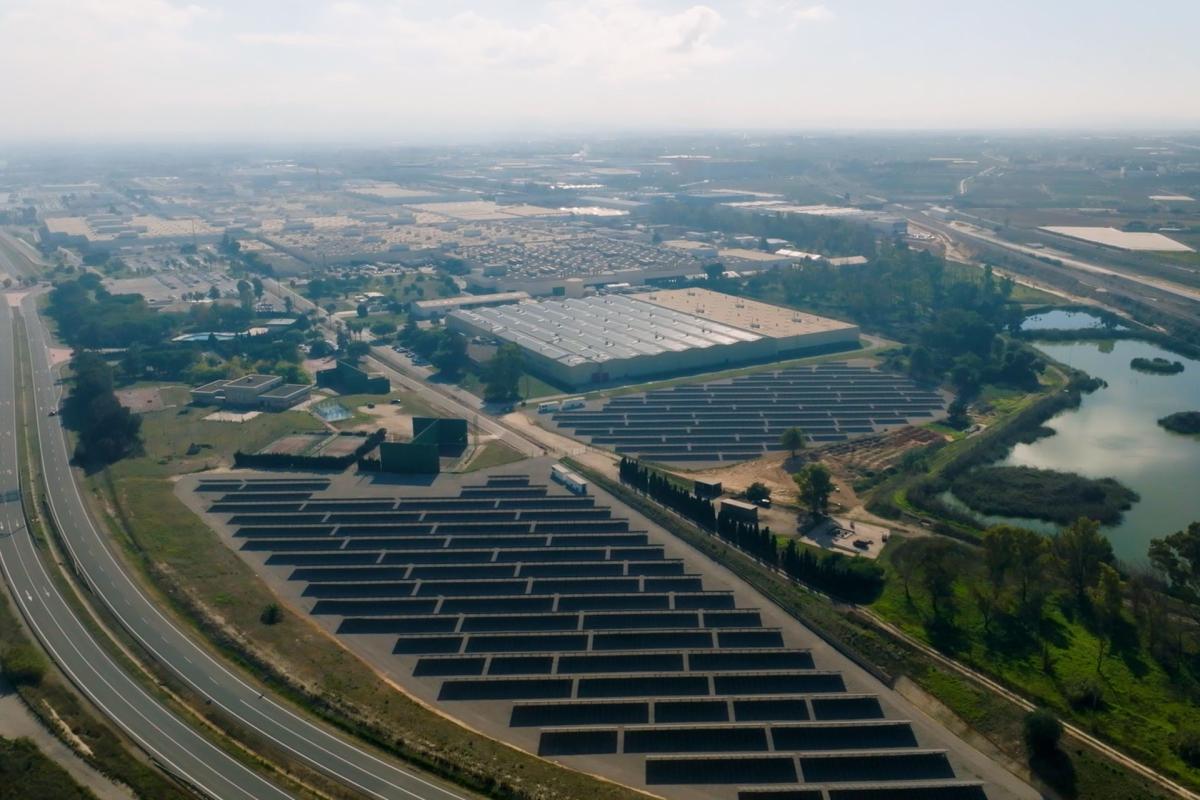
[719,498,759,523]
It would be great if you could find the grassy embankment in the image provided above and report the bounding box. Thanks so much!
[0,736,98,800]
[567,459,1177,800]
[87,391,649,800]
[873,538,1200,792]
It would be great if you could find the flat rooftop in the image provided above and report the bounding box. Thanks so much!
[639,288,857,339]
[451,294,765,368]
[260,383,311,398]
[1040,226,1194,252]
[225,374,280,390]
[414,291,530,311]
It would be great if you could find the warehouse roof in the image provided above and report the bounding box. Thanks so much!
[414,291,530,311]
[450,294,763,368]
[639,288,857,339]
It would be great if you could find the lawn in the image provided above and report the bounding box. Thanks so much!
[119,386,325,478]
[459,440,527,472]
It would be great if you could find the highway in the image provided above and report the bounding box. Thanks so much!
[0,297,292,800]
[6,291,477,800]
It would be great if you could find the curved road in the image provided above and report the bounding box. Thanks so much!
[8,292,476,800]
[0,297,291,800]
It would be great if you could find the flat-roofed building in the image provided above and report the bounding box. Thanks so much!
[258,383,312,411]
[190,379,230,405]
[411,291,530,319]
[447,288,859,388]
[223,374,283,406]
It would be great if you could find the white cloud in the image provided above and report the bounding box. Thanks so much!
[746,1,834,28]
[237,1,729,81]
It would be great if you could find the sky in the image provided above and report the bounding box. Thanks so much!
[1,0,1198,143]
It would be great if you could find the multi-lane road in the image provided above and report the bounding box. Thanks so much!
[1,290,477,800]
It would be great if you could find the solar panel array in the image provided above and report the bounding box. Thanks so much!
[550,363,946,464]
[198,474,986,800]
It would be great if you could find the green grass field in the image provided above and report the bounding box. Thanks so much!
[872,541,1200,789]
[459,440,526,473]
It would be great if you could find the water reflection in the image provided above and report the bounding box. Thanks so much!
[969,339,1199,562]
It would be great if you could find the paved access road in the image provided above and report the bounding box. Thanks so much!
[9,292,476,800]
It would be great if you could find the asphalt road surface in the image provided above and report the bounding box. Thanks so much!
[0,298,292,800]
[6,292,477,800]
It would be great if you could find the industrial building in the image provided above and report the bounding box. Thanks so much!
[189,374,312,410]
[410,291,530,319]
[447,288,860,388]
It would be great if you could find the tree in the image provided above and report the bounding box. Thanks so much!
[260,603,283,625]
[890,539,921,605]
[745,482,771,504]
[1023,709,1062,758]
[982,525,1047,611]
[704,263,724,281]
[0,644,48,686]
[251,276,264,299]
[908,346,934,382]
[483,343,524,403]
[793,463,833,517]
[1148,521,1200,601]
[207,284,220,300]
[1052,517,1114,600]
[780,426,806,457]
[920,538,961,619]
[356,302,369,318]
[431,330,469,377]
[1089,563,1123,671]
[236,279,254,310]
[945,397,970,430]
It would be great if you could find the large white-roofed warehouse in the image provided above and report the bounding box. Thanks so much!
[446,288,860,388]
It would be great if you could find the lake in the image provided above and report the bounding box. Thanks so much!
[966,338,1200,563]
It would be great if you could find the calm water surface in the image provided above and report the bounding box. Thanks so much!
[992,339,1200,562]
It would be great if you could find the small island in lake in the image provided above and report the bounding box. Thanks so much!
[952,466,1139,525]
[1159,411,1200,436]
[1131,356,1184,375]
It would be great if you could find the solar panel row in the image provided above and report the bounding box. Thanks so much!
[200,470,979,796]
[550,363,946,464]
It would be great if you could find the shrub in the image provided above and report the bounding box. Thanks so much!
[1024,708,1063,757]
[1176,725,1200,768]
[1,645,48,686]
[1064,676,1105,711]
[259,603,283,625]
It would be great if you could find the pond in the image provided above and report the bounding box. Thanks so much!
[1019,309,1124,332]
[954,338,1200,562]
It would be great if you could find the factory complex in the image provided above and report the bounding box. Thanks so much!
[448,288,860,388]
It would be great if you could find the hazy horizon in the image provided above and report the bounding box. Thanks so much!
[2,0,1199,145]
